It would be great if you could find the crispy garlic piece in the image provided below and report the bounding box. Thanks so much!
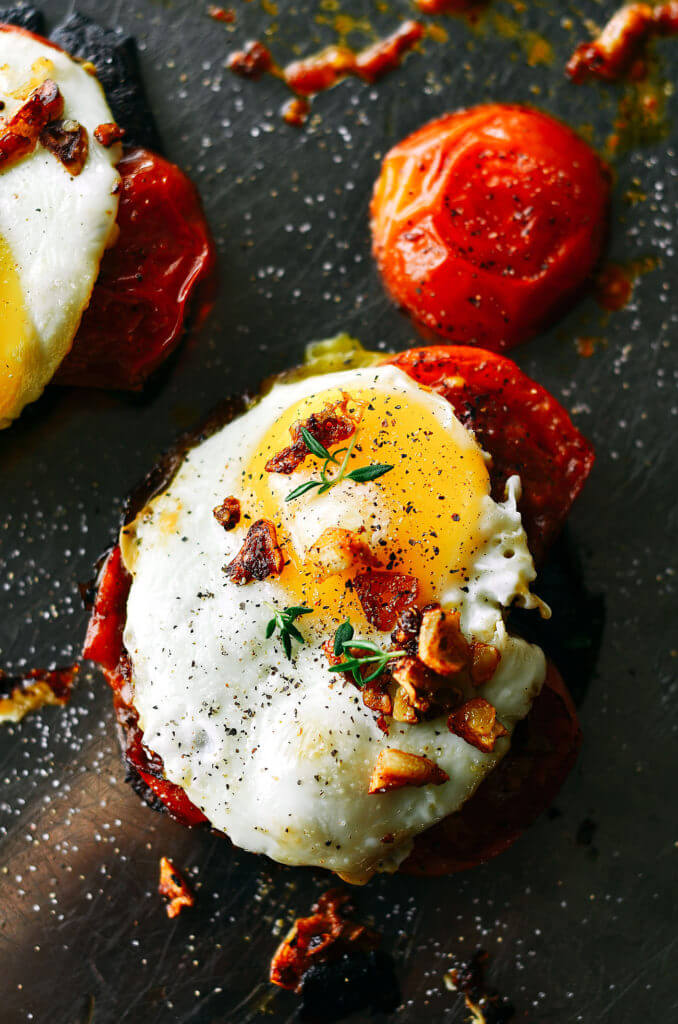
[223,518,284,583]
[368,748,449,794]
[418,607,500,685]
[418,607,469,676]
[447,698,508,753]
[265,393,360,474]
[390,657,435,723]
[392,685,419,724]
[213,496,241,531]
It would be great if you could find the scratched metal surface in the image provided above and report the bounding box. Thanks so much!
[0,0,676,1021]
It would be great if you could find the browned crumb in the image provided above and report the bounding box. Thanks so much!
[158,856,194,919]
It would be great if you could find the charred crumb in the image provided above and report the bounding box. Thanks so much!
[444,949,514,1024]
[213,496,241,531]
[208,4,236,23]
[299,949,400,1022]
[94,121,126,147]
[158,856,194,919]
[0,665,79,724]
[0,664,77,702]
[576,817,599,858]
[49,11,162,152]
[270,889,400,1021]
[39,118,89,175]
[227,40,274,80]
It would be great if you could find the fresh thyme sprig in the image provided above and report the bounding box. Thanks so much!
[328,619,405,685]
[285,427,393,502]
[265,604,313,659]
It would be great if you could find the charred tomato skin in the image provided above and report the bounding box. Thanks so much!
[371,104,610,350]
[83,548,208,829]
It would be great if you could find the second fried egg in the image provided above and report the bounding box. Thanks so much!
[0,27,122,426]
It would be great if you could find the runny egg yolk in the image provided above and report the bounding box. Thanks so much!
[241,383,491,632]
[0,235,33,423]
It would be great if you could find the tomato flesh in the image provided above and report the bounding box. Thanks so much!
[57,147,215,390]
[82,546,129,672]
[371,104,610,350]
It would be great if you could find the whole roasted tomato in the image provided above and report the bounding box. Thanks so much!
[371,104,610,350]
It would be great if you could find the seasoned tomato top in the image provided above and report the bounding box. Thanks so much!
[371,104,610,351]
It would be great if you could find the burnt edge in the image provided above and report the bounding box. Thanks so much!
[0,3,44,32]
[49,11,162,152]
[122,395,249,527]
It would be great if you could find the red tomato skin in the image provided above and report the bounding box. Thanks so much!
[371,104,610,351]
[82,546,130,672]
[57,148,216,390]
[387,346,594,562]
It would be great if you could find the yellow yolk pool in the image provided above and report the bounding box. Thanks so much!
[0,236,33,424]
[240,383,491,632]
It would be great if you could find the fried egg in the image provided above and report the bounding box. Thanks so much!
[121,365,548,879]
[0,28,122,427]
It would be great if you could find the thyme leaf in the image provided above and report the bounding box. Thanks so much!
[285,427,393,502]
[328,621,405,685]
[265,604,313,659]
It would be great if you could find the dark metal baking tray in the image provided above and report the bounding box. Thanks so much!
[1,0,676,1021]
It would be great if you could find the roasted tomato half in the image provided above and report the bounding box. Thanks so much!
[371,104,610,350]
[57,147,215,390]
[84,345,593,871]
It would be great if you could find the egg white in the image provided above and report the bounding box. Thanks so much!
[121,365,547,879]
[0,29,122,427]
